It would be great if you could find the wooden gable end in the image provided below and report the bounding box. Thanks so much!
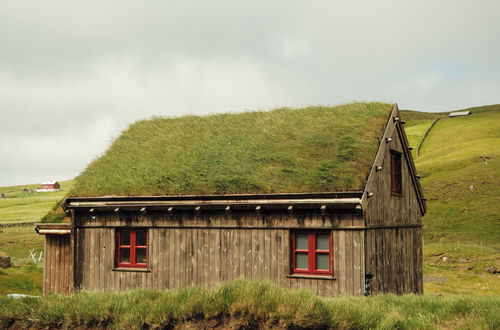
[361,104,425,294]
[361,104,426,225]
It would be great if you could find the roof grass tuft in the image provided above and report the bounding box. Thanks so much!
[71,102,393,196]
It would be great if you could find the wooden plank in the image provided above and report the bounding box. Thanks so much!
[270,229,277,282]
[202,228,209,287]
[165,228,171,289]
[94,229,101,291]
[207,228,215,287]
[214,228,221,285]
[179,228,186,288]
[192,228,199,287]
[152,228,158,290]
[187,228,194,287]
[109,229,116,292]
[277,230,284,287]
[345,230,353,295]
[332,230,339,295]
[353,231,362,295]
[99,230,105,292]
[258,229,265,280]
[245,229,252,279]
[221,229,229,282]
[265,230,271,280]
[252,229,259,279]
[338,231,346,294]
[175,228,181,289]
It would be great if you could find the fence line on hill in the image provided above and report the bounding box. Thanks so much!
[0,222,36,228]
[416,118,440,158]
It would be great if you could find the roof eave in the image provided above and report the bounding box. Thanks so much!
[63,192,364,212]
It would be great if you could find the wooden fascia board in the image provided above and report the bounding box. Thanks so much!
[394,118,427,215]
[65,197,362,212]
[361,104,399,210]
[64,191,363,204]
[35,223,72,235]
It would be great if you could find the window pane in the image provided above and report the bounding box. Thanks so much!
[136,248,147,264]
[136,230,147,246]
[119,231,130,246]
[316,234,329,250]
[119,248,130,263]
[296,253,308,269]
[316,254,329,270]
[296,234,308,250]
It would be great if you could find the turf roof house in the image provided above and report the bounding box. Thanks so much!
[36,103,426,296]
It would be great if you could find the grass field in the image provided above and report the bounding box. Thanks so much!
[0,226,43,295]
[403,106,500,296]
[1,279,499,329]
[0,181,73,224]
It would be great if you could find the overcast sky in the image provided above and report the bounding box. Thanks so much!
[1,1,499,186]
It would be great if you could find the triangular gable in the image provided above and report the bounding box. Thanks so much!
[361,104,426,216]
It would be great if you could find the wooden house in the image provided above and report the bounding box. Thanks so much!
[36,181,61,192]
[36,103,425,296]
[449,110,471,118]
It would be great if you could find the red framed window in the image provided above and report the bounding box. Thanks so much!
[390,150,402,195]
[291,231,332,276]
[116,229,148,268]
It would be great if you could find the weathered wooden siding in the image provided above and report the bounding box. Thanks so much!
[364,124,422,226]
[44,234,73,295]
[74,212,365,296]
[364,122,423,294]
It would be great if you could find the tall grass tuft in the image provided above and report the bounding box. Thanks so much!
[1,279,499,329]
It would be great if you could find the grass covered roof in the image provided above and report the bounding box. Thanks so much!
[71,102,393,196]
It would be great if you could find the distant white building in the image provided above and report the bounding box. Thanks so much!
[36,181,61,192]
[449,111,471,118]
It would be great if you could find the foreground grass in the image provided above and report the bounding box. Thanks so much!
[0,226,43,295]
[0,181,73,224]
[423,242,500,296]
[0,280,499,329]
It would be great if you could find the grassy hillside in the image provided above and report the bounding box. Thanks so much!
[0,182,73,295]
[0,226,43,295]
[417,109,500,246]
[403,106,500,295]
[0,181,74,224]
[1,280,499,329]
[71,103,392,196]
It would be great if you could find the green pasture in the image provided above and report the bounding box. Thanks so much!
[0,181,73,224]
[0,226,44,296]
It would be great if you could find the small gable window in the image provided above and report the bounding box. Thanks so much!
[291,231,332,276]
[116,229,148,268]
[390,150,402,195]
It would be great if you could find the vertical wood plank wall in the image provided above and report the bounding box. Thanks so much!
[364,124,423,294]
[44,234,73,295]
[74,212,365,296]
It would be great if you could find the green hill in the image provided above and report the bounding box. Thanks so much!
[0,181,74,224]
[402,105,500,295]
[0,181,74,295]
[71,102,392,196]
